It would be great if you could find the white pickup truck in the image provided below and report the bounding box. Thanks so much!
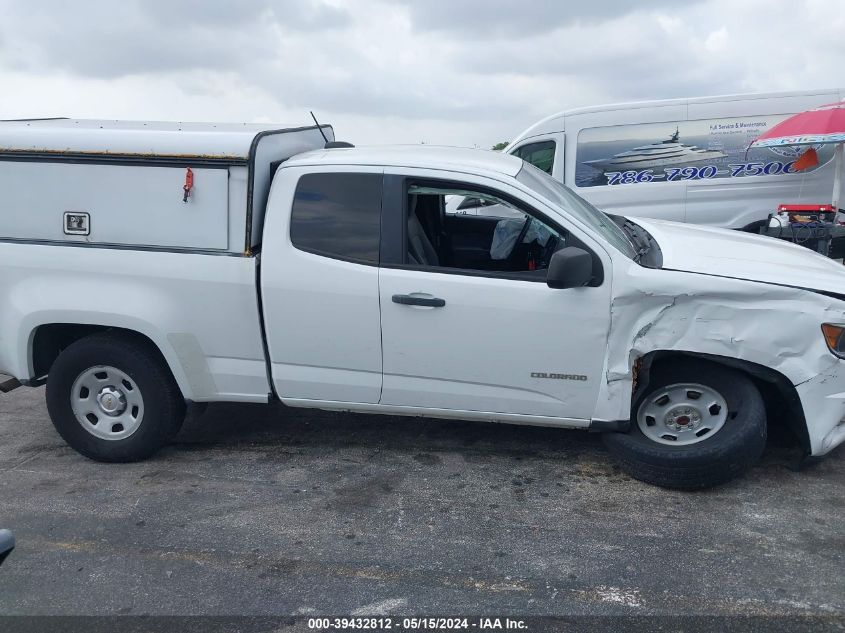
[2,119,845,490]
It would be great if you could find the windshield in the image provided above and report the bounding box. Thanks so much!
[516,163,637,259]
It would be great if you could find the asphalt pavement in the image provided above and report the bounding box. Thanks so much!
[0,386,843,621]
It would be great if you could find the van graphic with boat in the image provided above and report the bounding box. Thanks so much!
[582,128,727,172]
[575,115,834,187]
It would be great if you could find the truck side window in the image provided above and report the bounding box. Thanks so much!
[512,140,555,174]
[405,182,568,280]
[290,173,382,264]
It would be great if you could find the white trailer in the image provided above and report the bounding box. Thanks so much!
[2,118,845,490]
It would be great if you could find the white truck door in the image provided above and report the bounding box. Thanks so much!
[377,171,612,422]
[260,167,384,404]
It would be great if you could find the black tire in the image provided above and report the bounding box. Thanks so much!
[740,219,767,234]
[177,402,209,436]
[603,359,766,490]
[46,331,186,462]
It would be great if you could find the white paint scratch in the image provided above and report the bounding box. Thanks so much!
[350,597,408,616]
[594,586,643,608]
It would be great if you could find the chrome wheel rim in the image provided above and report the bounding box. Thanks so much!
[70,366,145,441]
[636,382,728,446]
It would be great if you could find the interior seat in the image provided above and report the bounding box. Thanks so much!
[407,196,440,266]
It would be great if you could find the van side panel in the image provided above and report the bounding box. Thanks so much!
[564,103,690,221]
[545,90,843,228]
[572,108,839,227]
[685,90,843,228]
[686,90,841,118]
[0,243,270,403]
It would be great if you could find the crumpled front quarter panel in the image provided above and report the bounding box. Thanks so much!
[595,260,845,427]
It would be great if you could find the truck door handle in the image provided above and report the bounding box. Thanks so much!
[392,294,446,308]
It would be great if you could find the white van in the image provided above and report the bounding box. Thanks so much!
[491,89,845,231]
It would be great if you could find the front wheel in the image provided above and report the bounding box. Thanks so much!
[46,332,186,462]
[603,360,767,490]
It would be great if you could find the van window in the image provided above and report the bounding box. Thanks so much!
[290,173,382,264]
[512,140,556,174]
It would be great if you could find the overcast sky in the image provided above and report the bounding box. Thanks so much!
[0,0,842,147]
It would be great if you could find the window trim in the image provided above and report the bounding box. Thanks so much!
[380,174,604,286]
[288,171,384,267]
[379,261,552,283]
[289,243,380,268]
[455,196,498,211]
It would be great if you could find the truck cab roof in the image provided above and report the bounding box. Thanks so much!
[0,118,332,161]
[284,145,525,178]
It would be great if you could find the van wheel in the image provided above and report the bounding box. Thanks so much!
[603,360,766,490]
[46,332,186,462]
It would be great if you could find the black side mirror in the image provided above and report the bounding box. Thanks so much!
[547,246,593,289]
[0,529,14,567]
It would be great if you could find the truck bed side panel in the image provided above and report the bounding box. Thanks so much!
[0,244,270,402]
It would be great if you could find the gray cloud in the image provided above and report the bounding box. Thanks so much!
[0,0,350,77]
[262,70,528,122]
[385,0,706,38]
[0,0,839,148]
[142,0,349,29]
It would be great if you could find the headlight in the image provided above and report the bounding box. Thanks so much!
[821,323,845,358]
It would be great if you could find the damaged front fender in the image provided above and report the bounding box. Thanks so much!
[593,263,845,443]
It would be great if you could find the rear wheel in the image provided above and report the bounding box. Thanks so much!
[46,332,185,462]
[603,360,766,490]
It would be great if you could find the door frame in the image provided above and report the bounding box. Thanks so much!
[379,172,608,285]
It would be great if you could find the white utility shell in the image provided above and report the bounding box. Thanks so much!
[0,119,333,253]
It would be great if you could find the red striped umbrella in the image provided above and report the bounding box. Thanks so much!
[751,102,845,209]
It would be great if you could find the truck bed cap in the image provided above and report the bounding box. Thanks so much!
[0,119,328,162]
